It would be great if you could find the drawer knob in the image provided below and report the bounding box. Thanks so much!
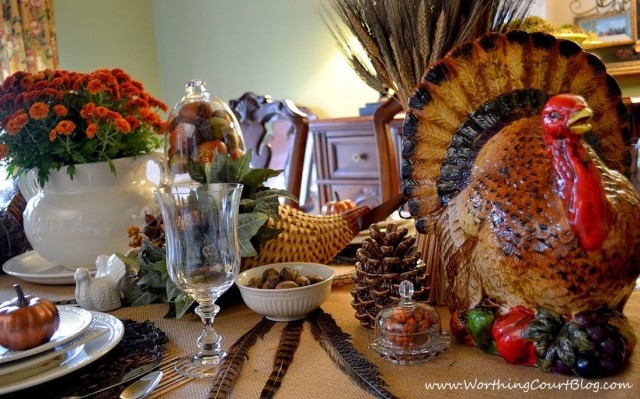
[352,153,367,163]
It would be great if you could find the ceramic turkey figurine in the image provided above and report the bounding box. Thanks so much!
[74,254,127,312]
[402,31,640,377]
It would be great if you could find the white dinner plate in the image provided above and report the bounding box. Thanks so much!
[0,306,93,364]
[0,311,124,394]
[2,251,95,285]
[0,327,108,377]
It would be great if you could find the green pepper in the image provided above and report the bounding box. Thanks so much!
[468,308,498,354]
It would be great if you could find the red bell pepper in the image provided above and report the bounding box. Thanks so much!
[492,306,537,366]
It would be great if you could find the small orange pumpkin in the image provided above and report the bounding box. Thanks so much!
[322,195,358,216]
[0,284,60,351]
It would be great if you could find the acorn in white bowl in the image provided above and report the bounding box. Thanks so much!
[236,262,335,321]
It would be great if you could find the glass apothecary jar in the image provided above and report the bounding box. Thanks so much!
[164,79,245,183]
[370,280,450,365]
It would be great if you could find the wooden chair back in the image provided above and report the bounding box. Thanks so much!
[229,92,310,210]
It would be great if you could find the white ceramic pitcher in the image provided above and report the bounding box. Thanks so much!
[19,155,164,269]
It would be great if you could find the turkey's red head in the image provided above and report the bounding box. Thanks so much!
[541,93,611,251]
[541,94,593,145]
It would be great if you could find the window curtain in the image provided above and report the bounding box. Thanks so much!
[0,0,58,80]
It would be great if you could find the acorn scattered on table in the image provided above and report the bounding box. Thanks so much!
[245,266,325,289]
[0,284,60,351]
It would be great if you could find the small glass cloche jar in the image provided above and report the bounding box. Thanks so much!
[370,280,450,365]
[164,79,245,183]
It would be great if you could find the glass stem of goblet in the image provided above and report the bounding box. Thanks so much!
[195,302,222,357]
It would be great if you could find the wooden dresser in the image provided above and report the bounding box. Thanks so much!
[310,116,403,210]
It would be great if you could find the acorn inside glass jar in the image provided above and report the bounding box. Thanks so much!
[165,80,245,183]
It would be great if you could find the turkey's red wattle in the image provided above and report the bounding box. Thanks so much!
[550,139,612,250]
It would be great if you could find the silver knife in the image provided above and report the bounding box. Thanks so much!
[61,359,161,399]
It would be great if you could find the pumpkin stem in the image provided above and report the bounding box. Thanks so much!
[13,284,28,307]
[333,191,340,201]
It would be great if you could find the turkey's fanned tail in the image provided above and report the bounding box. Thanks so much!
[402,31,629,231]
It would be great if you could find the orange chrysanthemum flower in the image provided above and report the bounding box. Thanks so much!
[86,123,98,138]
[29,102,50,120]
[114,118,131,133]
[0,143,8,159]
[0,68,167,183]
[87,79,103,94]
[54,120,76,136]
[124,115,140,130]
[6,111,28,135]
[80,103,96,119]
[53,104,68,117]
[94,106,110,118]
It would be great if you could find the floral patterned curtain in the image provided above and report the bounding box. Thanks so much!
[0,0,58,80]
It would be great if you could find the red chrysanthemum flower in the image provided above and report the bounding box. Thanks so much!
[0,143,8,159]
[29,102,49,120]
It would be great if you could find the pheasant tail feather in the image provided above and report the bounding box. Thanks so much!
[260,319,304,399]
[308,309,399,399]
[209,318,276,399]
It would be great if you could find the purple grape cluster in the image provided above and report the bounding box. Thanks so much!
[524,307,629,378]
[571,310,627,378]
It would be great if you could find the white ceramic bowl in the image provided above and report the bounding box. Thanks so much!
[236,262,335,321]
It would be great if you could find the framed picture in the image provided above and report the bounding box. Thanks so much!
[577,12,634,48]
[577,0,640,77]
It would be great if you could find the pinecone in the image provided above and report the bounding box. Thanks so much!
[351,223,430,328]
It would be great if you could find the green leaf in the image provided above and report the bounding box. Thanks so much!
[228,149,252,180]
[129,291,161,307]
[255,188,298,202]
[151,259,168,281]
[166,278,181,302]
[186,161,207,183]
[205,151,228,183]
[238,212,269,257]
[174,293,196,319]
[241,168,282,190]
[253,200,279,220]
[252,225,283,251]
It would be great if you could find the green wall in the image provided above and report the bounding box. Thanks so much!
[50,0,640,116]
[54,0,377,118]
[54,0,163,102]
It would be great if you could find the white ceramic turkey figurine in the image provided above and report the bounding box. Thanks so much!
[74,254,127,312]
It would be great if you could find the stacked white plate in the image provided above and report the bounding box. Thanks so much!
[0,306,124,394]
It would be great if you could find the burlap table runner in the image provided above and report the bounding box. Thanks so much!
[1,275,639,398]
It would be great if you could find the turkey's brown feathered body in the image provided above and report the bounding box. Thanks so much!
[401,31,640,320]
[439,117,640,316]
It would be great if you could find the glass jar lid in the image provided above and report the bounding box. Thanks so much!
[164,80,245,183]
[370,280,450,365]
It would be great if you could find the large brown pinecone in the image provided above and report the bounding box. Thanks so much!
[351,223,430,328]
